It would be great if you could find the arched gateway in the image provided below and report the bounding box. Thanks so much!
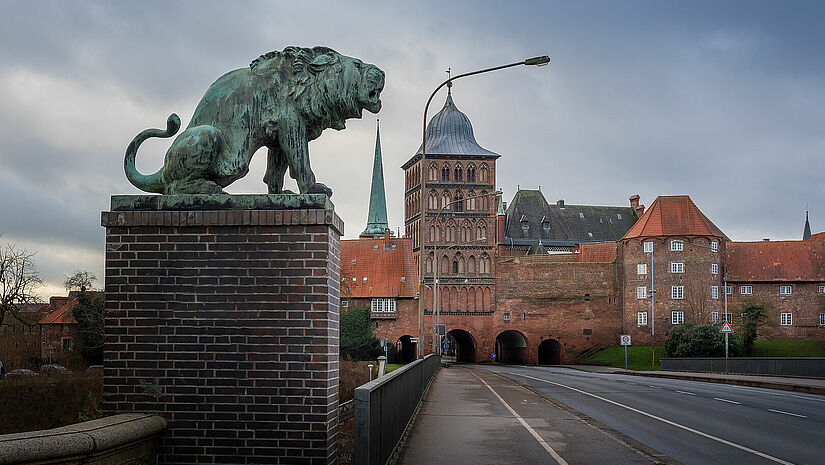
[538,339,562,365]
[397,335,417,364]
[495,330,528,364]
[446,329,476,363]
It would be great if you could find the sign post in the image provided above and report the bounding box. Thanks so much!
[620,335,631,370]
[720,321,734,372]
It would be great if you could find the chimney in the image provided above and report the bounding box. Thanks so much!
[557,199,565,208]
[384,229,391,248]
[629,194,640,209]
[635,204,645,217]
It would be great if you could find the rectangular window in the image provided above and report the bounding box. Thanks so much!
[723,313,733,323]
[711,263,718,275]
[780,313,793,326]
[725,285,732,295]
[779,285,792,295]
[671,286,684,300]
[342,300,349,308]
[711,286,719,300]
[712,311,719,323]
[670,262,684,273]
[637,312,648,325]
[672,311,684,324]
[711,241,718,252]
[62,338,72,352]
[741,286,753,295]
[637,286,647,299]
[371,298,396,313]
[671,240,683,251]
[820,313,825,326]
[819,285,825,294]
[643,241,653,253]
[637,264,647,275]
[503,313,510,322]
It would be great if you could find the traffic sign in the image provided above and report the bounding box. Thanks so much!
[620,335,631,346]
[720,321,734,333]
[491,352,496,359]
[437,324,446,336]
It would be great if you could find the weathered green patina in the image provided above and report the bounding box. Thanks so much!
[361,121,391,236]
[124,46,385,198]
[110,193,333,211]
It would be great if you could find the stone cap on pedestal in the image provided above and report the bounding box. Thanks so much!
[102,194,343,235]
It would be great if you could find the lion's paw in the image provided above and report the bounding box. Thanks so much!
[306,182,333,197]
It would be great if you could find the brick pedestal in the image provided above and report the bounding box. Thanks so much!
[101,194,342,464]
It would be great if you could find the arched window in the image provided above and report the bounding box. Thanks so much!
[480,164,489,183]
[477,223,486,240]
[442,191,451,210]
[454,164,463,182]
[454,192,464,212]
[468,256,476,274]
[441,164,450,182]
[446,222,456,242]
[452,260,458,274]
[426,256,433,274]
[467,164,476,183]
[441,255,450,274]
[428,191,437,210]
[467,190,476,211]
[480,191,488,211]
[461,222,471,242]
[460,288,468,309]
[457,255,465,274]
[429,163,438,181]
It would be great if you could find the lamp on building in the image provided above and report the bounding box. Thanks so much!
[416,56,550,358]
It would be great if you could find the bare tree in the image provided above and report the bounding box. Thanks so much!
[64,270,97,293]
[684,273,717,324]
[0,241,43,328]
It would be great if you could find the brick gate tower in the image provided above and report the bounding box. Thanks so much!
[401,88,500,352]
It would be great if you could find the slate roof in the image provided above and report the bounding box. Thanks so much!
[341,237,418,298]
[39,299,78,325]
[503,190,638,247]
[725,241,825,282]
[623,195,727,240]
[414,93,499,157]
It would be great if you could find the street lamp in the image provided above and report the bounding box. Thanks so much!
[417,56,550,358]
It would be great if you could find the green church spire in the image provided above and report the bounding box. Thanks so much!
[361,120,392,237]
[803,211,812,240]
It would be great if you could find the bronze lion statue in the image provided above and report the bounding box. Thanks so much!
[124,46,385,197]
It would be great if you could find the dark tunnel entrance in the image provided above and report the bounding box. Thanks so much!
[445,329,476,363]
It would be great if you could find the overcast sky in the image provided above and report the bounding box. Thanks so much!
[1,1,823,298]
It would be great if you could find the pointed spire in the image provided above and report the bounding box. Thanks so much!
[361,120,392,237]
[803,211,812,240]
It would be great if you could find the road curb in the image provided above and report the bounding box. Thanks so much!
[614,370,825,396]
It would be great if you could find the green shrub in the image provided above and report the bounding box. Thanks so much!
[340,307,382,361]
[665,322,743,357]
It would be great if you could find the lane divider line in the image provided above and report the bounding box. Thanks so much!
[768,409,807,418]
[713,397,741,405]
[675,390,695,396]
[468,370,570,465]
[788,394,825,403]
[506,371,795,465]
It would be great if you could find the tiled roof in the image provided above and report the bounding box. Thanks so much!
[726,241,825,282]
[504,190,637,246]
[577,242,618,262]
[623,195,727,240]
[809,231,825,241]
[341,237,418,298]
[39,299,78,325]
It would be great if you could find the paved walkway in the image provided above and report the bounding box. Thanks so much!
[398,367,668,465]
[565,365,825,395]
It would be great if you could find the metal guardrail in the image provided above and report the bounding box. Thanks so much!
[354,354,440,465]
[661,357,825,378]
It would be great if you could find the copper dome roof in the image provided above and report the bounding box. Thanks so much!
[415,93,499,157]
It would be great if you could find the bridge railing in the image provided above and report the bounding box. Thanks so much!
[354,354,440,465]
[661,357,825,378]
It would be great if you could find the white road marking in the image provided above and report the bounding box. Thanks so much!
[506,371,796,465]
[788,394,825,403]
[675,390,695,396]
[468,370,569,465]
[768,409,807,418]
[713,397,741,405]
[648,385,660,389]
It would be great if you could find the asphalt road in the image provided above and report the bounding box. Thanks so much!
[482,365,825,465]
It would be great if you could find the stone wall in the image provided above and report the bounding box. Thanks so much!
[726,282,825,339]
[101,195,342,465]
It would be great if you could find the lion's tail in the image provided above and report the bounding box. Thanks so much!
[124,114,181,194]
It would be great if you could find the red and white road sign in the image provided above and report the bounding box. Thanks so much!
[620,334,631,346]
[720,321,734,333]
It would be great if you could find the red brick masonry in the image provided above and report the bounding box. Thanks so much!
[102,205,342,465]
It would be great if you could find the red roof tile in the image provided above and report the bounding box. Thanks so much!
[622,195,726,240]
[726,241,825,282]
[577,242,617,262]
[341,237,418,298]
[809,231,825,241]
[39,299,78,325]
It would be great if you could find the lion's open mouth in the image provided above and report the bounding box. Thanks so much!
[361,66,385,114]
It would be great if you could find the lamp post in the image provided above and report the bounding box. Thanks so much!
[416,56,550,358]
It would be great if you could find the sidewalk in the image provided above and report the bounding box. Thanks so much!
[397,367,671,465]
[565,365,825,395]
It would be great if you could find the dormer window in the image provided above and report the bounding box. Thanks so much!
[617,213,622,220]
[541,215,551,232]
[520,215,529,232]
[579,212,585,219]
